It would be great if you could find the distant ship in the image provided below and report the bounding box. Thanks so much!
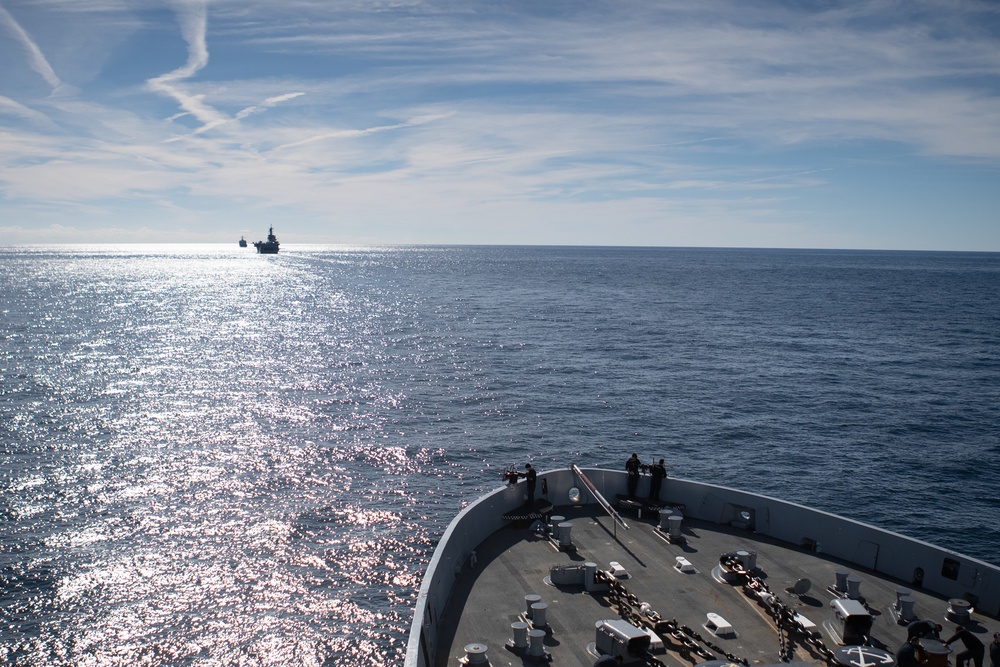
[239,236,247,248]
[253,227,279,254]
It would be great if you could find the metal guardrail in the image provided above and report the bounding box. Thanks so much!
[572,464,629,534]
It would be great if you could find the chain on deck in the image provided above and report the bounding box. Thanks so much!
[596,555,839,666]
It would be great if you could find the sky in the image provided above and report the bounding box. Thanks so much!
[1,0,999,250]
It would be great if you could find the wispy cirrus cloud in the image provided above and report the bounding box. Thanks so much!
[0,0,998,249]
[272,111,451,151]
[0,94,56,126]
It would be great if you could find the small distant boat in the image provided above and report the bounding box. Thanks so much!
[253,227,279,254]
[239,236,247,248]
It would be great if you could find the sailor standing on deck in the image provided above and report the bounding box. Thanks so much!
[649,458,666,500]
[945,625,986,667]
[524,464,537,506]
[989,632,1000,667]
[593,653,623,666]
[625,453,641,497]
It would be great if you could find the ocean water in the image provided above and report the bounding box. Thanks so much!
[2,245,998,666]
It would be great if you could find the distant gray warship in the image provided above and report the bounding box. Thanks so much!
[253,227,279,254]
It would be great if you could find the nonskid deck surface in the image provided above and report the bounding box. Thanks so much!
[436,504,999,667]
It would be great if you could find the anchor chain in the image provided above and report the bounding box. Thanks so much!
[733,561,837,664]
[597,570,750,666]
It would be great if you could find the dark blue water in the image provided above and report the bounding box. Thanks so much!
[2,245,998,666]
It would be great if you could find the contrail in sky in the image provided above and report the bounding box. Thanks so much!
[0,2,63,92]
[147,0,226,129]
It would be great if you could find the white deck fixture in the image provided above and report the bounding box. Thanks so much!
[794,613,817,633]
[705,612,735,637]
[674,556,696,573]
[609,561,629,578]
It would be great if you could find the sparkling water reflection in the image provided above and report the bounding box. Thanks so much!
[2,246,443,666]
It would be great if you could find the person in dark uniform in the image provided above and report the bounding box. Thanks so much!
[625,453,640,497]
[945,625,986,667]
[907,619,942,640]
[989,631,1000,667]
[649,458,666,500]
[896,636,925,667]
[524,463,537,506]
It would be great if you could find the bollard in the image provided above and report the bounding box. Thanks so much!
[462,643,489,665]
[834,568,849,593]
[895,587,912,609]
[668,515,683,540]
[898,595,917,622]
[946,599,971,624]
[558,522,573,548]
[527,629,546,657]
[530,602,548,628]
[847,575,862,600]
[524,594,541,619]
[735,550,756,570]
[510,622,528,649]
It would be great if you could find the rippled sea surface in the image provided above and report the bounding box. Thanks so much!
[2,245,999,666]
